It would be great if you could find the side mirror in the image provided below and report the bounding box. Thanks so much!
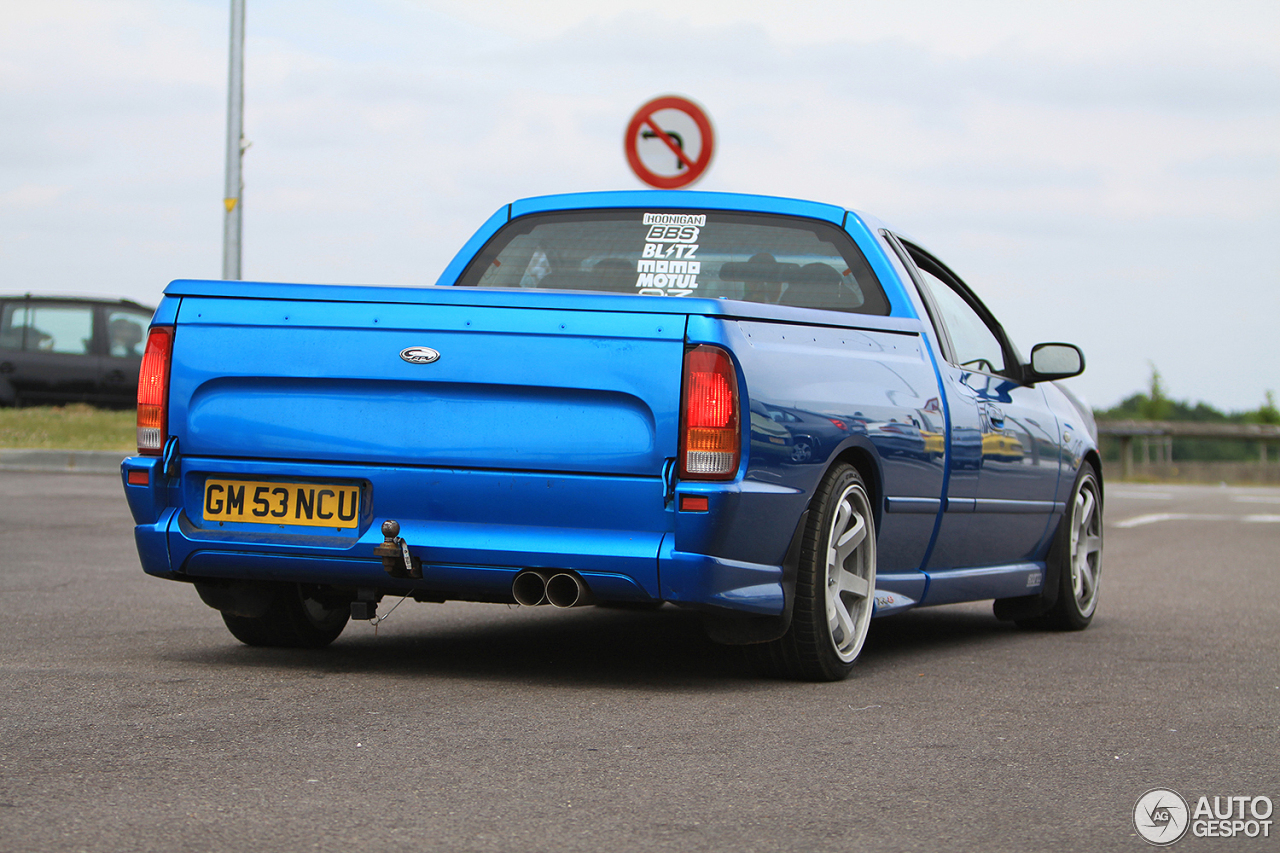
[1027,342,1084,382]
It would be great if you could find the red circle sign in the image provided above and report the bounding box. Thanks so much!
[624,96,715,189]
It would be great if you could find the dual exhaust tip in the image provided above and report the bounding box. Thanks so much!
[512,570,594,608]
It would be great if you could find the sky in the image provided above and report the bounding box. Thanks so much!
[1,0,1277,412]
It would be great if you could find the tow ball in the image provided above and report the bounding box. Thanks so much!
[373,520,421,580]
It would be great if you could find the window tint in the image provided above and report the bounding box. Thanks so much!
[914,268,1005,374]
[0,303,94,354]
[105,309,148,357]
[457,210,890,316]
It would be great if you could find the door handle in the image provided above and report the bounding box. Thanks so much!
[985,404,1006,427]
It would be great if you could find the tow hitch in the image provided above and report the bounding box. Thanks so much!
[373,520,421,580]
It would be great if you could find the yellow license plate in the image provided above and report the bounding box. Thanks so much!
[203,479,361,528]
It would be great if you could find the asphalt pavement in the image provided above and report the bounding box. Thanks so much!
[0,472,1276,852]
[0,448,128,474]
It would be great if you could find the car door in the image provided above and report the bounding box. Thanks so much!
[896,240,1063,570]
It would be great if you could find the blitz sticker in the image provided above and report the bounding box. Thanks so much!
[642,240,698,258]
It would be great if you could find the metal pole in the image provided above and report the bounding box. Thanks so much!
[222,0,245,280]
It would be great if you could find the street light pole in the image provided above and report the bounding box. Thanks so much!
[222,0,246,280]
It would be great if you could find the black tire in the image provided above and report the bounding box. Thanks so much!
[220,583,350,648]
[752,464,877,681]
[1013,466,1103,631]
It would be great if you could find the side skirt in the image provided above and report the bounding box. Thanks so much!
[920,562,1046,607]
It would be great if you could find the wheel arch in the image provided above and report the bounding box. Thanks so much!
[825,443,883,531]
[995,455,1103,625]
[1082,448,1104,506]
[704,444,882,649]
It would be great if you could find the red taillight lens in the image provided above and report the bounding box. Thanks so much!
[680,345,740,480]
[137,326,173,456]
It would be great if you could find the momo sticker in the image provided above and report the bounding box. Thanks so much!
[636,259,701,294]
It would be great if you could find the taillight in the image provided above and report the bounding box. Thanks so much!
[137,326,174,456]
[679,345,740,480]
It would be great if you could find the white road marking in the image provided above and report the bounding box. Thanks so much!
[1233,495,1280,504]
[1108,490,1173,500]
[1114,513,1229,528]
[1114,512,1280,528]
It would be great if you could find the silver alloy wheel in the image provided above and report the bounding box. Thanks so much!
[824,481,877,662]
[1069,475,1103,617]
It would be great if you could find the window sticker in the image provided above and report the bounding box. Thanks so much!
[642,213,705,226]
[637,212,703,296]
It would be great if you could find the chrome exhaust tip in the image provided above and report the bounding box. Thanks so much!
[512,570,549,606]
[545,572,594,608]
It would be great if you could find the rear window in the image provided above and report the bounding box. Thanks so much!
[456,209,890,315]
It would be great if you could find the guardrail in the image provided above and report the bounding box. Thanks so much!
[1097,420,1280,480]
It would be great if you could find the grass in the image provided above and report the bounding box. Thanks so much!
[0,404,134,451]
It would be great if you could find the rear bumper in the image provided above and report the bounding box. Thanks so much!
[122,456,796,616]
[659,546,786,615]
[132,533,790,615]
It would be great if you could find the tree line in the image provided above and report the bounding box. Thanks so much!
[1094,368,1279,462]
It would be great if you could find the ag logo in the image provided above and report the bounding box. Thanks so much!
[399,346,440,364]
[1134,788,1190,845]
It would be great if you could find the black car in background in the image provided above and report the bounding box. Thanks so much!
[0,295,155,407]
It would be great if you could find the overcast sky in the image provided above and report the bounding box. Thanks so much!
[2,0,1276,411]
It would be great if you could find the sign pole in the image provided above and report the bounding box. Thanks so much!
[221,0,246,280]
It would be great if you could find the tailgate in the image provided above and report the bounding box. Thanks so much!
[170,295,686,475]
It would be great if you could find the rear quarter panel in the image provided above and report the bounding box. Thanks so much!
[679,312,945,578]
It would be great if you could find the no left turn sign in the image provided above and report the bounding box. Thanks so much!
[624,96,714,189]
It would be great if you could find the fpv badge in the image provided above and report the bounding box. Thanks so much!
[400,346,440,364]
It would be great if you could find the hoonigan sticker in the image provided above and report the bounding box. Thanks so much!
[642,213,705,226]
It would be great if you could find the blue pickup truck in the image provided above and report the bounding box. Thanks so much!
[122,190,1102,681]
